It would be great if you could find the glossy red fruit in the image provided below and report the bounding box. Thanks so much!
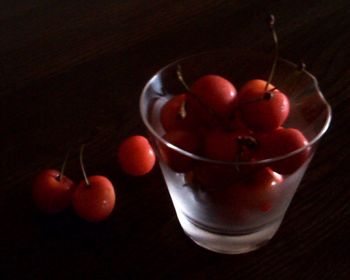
[244,167,283,212]
[226,167,283,214]
[160,130,199,173]
[160,94,197,132]
[73,176,116,222]
[238,79,290,132]
[118,135,156,176]
[258,127,310,174]
[190,74,237,119]
[204,129,254,162]
[32,169,75,214]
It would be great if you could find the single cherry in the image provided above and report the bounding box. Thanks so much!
[73,145,116,222]
[73,176,116,222]
[216,167,283,216]
[258,127,310,174]
[32,150,75,214]
[238,79,290,132]
[204,129,255,162]
[160,94,198,132]
[242,167,283,212]
[32,169,75,214]
[238,15,290,132]
[118,135,156,176]
[176,65,225,128]
[191,129,259,190]
[190,74,237,119]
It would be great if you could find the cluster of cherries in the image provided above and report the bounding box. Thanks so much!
[32,137,156,222]
[32,15,310,220]
[159,72,310,212]
[154,15,311,214]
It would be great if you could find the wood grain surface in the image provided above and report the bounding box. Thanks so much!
[1,1,350,279]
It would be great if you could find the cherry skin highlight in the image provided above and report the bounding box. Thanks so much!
[243,167,283,212]
[238,79,290,132]
[32,169,75,214]
[118,135,156,176]
[190,74,237,119]
[258,127,310,174]
[72,175,116,222]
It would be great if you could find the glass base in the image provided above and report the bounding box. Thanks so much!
[176,209,282,254]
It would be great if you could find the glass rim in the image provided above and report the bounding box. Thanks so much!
[140,49,332,166]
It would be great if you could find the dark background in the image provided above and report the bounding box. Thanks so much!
[1,1,350,279]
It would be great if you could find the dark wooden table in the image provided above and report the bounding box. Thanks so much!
[1,1,350,279]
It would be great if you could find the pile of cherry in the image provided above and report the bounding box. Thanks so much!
[158,74,311,213]
[160,75,310,172]
[32,15,311,220]
[32,74,311,221]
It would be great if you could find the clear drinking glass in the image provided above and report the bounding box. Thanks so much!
[140,49,331,254]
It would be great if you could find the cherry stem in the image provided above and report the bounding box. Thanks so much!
[234,136,258,171]
[285,60,307,96]
[237,136,258,151]
[58,148,71,181]
[239,88,277,106]
[79,144,90,187]
[176,64,191,92]
[265,14,279,92]
[178,99,187,119]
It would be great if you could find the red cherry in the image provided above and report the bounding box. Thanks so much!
[160,130,199,173]
[190,74,237,119]
[259,127,310,174]
[212,168,283,215]
[160,94,197,132]
[192,129,260,190]
[245,167,283,212]
[238,79,290,132]
[73,176,116,222]
[32,169,75,214]
[118,135,156,176]
[204,129,254,162]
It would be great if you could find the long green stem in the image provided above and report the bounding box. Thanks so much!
[79,144,90,186]
[265,14,279,92]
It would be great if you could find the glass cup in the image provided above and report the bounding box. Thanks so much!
[140,49,331,254]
